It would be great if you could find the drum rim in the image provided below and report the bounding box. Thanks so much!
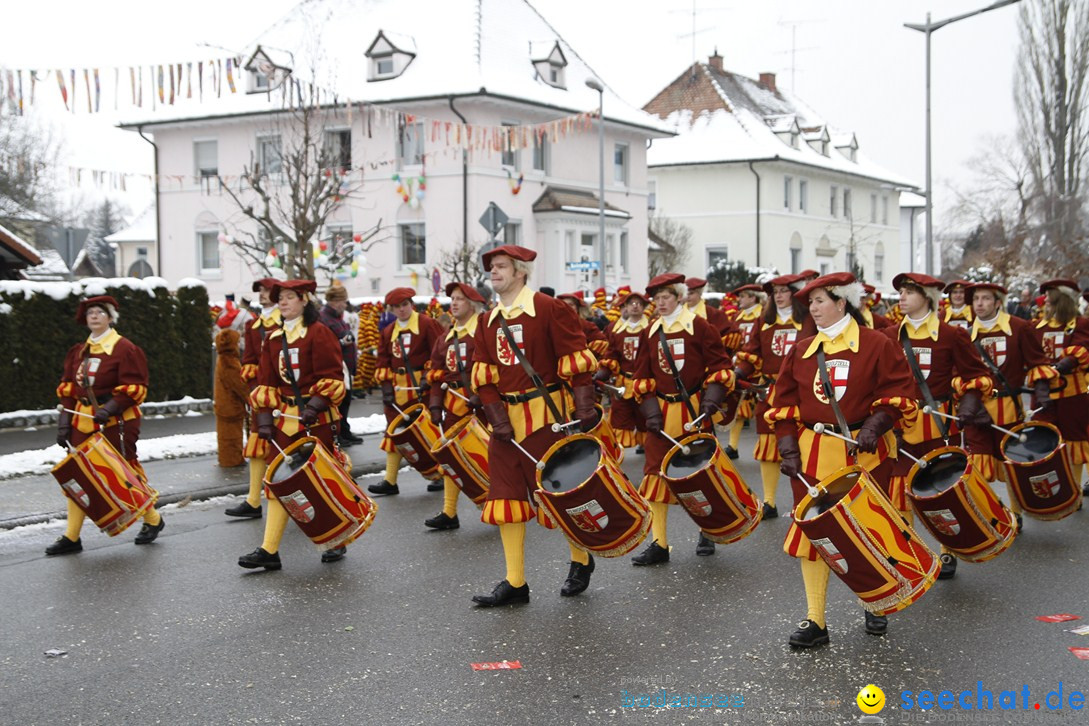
[793,463,871,522]
[429,413,474,455]
[536,432,605,491]
[999,420,1063,465]
[266,434,321,482]
[905,445,972,500]
[385,402,428,437]
[660,432,719,482]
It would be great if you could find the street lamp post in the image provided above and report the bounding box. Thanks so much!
[904,0,1021,276]
[585,77,606,291]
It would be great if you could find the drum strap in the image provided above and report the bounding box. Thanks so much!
[451,334,472,392]
[815,344,856,454]
[974,339,1023,420]
[497,315,567,424]
[657,327,698,418]
[396,333,420,392]
[899,328,950,440]
[279,326,306,407]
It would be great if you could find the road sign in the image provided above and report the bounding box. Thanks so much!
[565,261,601,271]
[479,202,509,238]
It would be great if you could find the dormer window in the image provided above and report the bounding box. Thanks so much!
[766,114,801,149]
[366,30,416,82]
[834,134,860,163]
[531,41,568,89]
[244,46,291,94]
[804,126,832,156]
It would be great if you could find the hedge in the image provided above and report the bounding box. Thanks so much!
[0,277,212,412]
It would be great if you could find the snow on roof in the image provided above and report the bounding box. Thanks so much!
[104,205,157,244]
[900,191,927,208]
[0,221,42,266]
[22,248,71,280]
[120,0,671,136]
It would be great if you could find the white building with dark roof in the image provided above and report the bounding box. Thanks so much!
[644,53,917,291]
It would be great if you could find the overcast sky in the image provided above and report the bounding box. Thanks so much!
[0,0,1024,225]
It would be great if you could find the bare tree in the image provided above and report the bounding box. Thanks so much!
[648,212,692,276]
[438,239,483,285]
[0,116,63,230]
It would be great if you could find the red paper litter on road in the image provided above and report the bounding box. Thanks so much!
[1035,614,1081,623]
[471,660,523,671]
[1069,647,1089,661]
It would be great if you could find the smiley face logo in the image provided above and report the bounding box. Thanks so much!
[856,684,885,715]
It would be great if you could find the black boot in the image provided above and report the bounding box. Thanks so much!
[368,480,399,495]
[472,580,530,607]
[762,502,779,520]
[696,533,716,556]
[1015,512,1023,535]
[134,519,165,545]
[723,445,739,460]
[321,546,346,563]
[426,479,444,492]
[864,610,888,635]
[45,536,82,556]
[238,547,282,570]
[788,619,830,648]
[225,501,262,519]
[424,512,460,530]
[635,445,645,455]
[632,540,670,566]
[938,553,958,580]
[560,556,595,597]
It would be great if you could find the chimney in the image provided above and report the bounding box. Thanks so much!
[708,49,723,73]
[759,72,777,93]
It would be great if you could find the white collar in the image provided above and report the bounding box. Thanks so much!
[817,315,851,338]
[262,306,276,317]
[776,306,793,320]
[978,313,999,329]
[284,316,303,331]
[660,307,683,326]
[907,312,932,326]
[89,329,111,343]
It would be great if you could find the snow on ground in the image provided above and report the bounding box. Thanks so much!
[0,414,388,480]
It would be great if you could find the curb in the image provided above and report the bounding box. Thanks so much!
[0,399,215,430]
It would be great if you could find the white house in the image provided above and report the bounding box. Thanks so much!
[120,0,671,301]
[104,205,158,279]
[644,53,916,291]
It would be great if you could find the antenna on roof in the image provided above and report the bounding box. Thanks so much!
[671,2,727,74]
[775,17,825,92]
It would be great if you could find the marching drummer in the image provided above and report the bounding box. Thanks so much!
[469,244,599,606]
[369,287,444,496]
[226,277,282,520]
[629,273,733,565]
[860,284,895,330]
[1030,279,1089,494]
[238,279,348,570]
[50,295,165,554]
[943,280,974,329]
[881,272,994,581]
[723,283,764,460]
[733,274,812,520]
[597,291,651,452]
[767,272,918,647]
[963,282,1058,527]
[558,292,612,359]
[423,282,486,531]
[685,277,733,339]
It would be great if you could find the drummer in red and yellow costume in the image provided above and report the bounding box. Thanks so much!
[685,277,733,340]
[629,273,733,564]
[49,296,165,555]
[881,272,993,580]
[369,287,444,496]
[596,290,651,450]
[860,283,894,330]
[963,282,1058,527]
[423,282,486,531]
[558,292,611,359]
[724,283,765,460]
[943,280,974,330]
[226,277,282,519]
[766,272,918,647]
[733,274,814,520]
[238,279,348,570]
[1030,279,1089,492]
[469,245,599,606]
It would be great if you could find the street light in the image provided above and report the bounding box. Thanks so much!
[904,0,1021,275]
[585,77,606,291]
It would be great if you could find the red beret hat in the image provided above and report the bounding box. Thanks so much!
[75,295,120,323]
[966,282,1007,298]
[793,272,857,302]
[558,292,586,308]
[384,287,416,306]
[251,277,279,293]
[444,282,485,303]
[270,279,317,303]
[943,279,971,294]
[624,291,651,306]
[762,273,802,296]
[685,277,708,290]
[892,272,945,291]
[482,244,537,271]
[732,283,762,295]
[646,273,686,297]
[1040,279,1079,295]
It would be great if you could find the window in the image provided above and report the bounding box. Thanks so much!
[532,134,549,173]
[620,232,629,273]
[501,122,519,170]
[613,143,629,185]
[870,193,877,223]
[198,231,220,273]
[257,135,282,175]
[580,232,596,263]
[707,247,729,268]
[799,180,808,213]
[399,223,426,266]
[370,277,380,293]
[830,185,838,218]
[565,230,577,260]
[502,222,520,246]
[881,196,889,226]
[819,262,829,275]
[647,179,657,210]
[194,140,217,178]
[327,224,353,251]
[783,176,793,211]
[397,121,424,167]
[252,70,270,92]
[846,250,857,273]
[374,54,395,78]
[136,247,148,258]
[790,248,801,275]
[324,129,352,171]
[843,188,852,220]
[549,65,564,86]
[605,233,616,272]
[874,242,885,280]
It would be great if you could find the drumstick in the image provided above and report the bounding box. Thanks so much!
[512,439,545,470]
[56,404,96,420]
[683,413,707,432]
[395,386,422,391]
[656,429,691,455]
[551,419,582,433]
[440,383,472,403]
[797,472,821,499]
[272,409,302,421]
[594,380,626,397]
[895,447,927,468]
[922,405,1027,442]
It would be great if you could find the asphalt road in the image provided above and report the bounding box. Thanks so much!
[1,429,1087,725]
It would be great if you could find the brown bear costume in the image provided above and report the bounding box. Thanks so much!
[214,329,250,467]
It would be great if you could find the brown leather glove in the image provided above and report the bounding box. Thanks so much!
[1055,356,1078,375]
[429,405,444,427]
[56,410,72,448]
[92,398,122,425]
[467,394,482,412]
[778,433,803,479]
[381,381,395,408]
[572,385,598,432]
[256,410,275,440]
[483,402,514,442]
[1033,379,1054,411]
[301,396,330,426]
[856,409,895,454]
[593,368,612,383]
[956,390,991,428]
[700,382,727,420]
[639,396,663,434]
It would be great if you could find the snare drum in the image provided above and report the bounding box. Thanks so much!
[534,434,651,558]
[907,447,1016,563]
[794,465,939,616]
[265,437,378,550]
[51,432,158,537]
[1001,421,1082,520]
[661,433,761,544]
[386,403,443,481]
[584,404,624,464]
[430,415,491,505]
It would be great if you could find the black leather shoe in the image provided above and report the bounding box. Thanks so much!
[321,546,346,563]
[789,619,830,648]
[632,540,670,566]
[696,534,716,556]
[368,480,399,495]
[472,579,530,607]
[225,501,262,519]
[427,480,444,492]
[134,519,165,545]
[723,445,739,460]
[45,536,82,556]
[635,445,645,455]
[424,512,460,530]
[864,611,888,635]
[762,502,779,520]
[1015,512,1023,535]
[560,556,595,597]
[337,435,363,447]
[938,553,958,580]
[238,547,282,570]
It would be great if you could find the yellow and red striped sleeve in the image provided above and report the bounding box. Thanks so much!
[704,368,735,389]
[951,374,994,398]
[557,350,598,380]
[1063,343,1089,369]
[374,366,395,383]
[1026,364,1059,385]
[588,339,610,358]
[631,376,656,401]
[250,385,281,409]
[872,396,917,425]
[240,363,259,382]
[56,382,76,400]
[112,383,148,406]
[309,378,346,406]
[735,350,762,375]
